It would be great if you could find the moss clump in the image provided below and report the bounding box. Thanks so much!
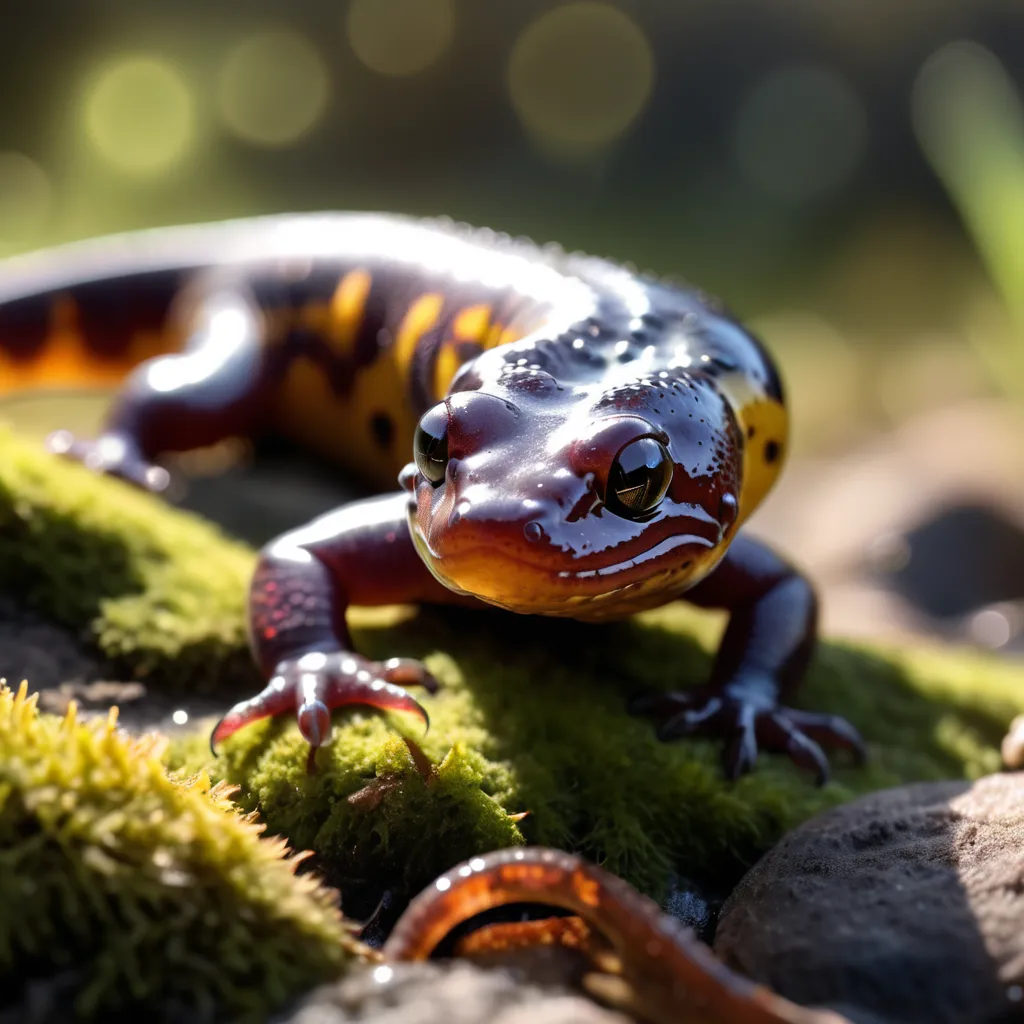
[0,681,362,1021]
[0,425,257,692]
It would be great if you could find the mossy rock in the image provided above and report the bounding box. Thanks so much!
[0,681,364,1021]
[4,427,1024,908]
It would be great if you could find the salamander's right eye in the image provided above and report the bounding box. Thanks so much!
[414,404,450,486]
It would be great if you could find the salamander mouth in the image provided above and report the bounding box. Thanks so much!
[416,529,716,587]
[549,532,715,580]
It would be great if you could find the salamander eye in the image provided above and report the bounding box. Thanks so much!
[606,437,673,518]
[414,404,450,485]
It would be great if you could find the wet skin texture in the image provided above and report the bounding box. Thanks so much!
[383,846,850,1024]
[0,212,864,783]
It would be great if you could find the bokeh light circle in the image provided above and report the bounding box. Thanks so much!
[83,56,195,174]
[507,2,655,152]
[0,153,51,242]
[218,30,330,147]
[347,0,454,77]
[733,65,868,205]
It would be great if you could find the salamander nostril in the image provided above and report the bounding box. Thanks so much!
[524,521,543,543]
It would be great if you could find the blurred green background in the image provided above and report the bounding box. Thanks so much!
[3,0,1024,651]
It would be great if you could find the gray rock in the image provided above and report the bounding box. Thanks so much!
[274,959,630,1024]
[713,774,1024,1024]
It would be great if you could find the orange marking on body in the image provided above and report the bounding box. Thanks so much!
[432,344,462,400]
[393,292,444,379]
[498,325,521,347]
[297,301,329,334]
[453,303,491,341]
[0,295,123,394]
[329,269,372,355]
[433,304,494,398]
[275,343,419,486]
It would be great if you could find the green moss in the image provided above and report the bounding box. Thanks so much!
[5,426,1024,904]
[0,681,363,1021]
[0,426,257,692]
[182,599,1024,902]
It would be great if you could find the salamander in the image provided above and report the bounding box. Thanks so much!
[0,212,864,781]
[383,846,851,1024]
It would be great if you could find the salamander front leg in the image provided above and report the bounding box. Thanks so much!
[48,290,273,491]
[630,534,866,785]
[211,492,468,770]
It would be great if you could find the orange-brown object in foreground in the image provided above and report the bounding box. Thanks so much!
[384,847,852,1024]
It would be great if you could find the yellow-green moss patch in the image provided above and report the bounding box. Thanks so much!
[0,681,363,1020]
[0,425,257,691]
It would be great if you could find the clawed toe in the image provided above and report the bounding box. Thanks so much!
[209,650,435,759]
[380,657,440,694]
[782,708,867,765]
[47,430,170,492]
[629,682,865,785]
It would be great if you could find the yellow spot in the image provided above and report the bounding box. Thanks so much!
[0,152,51,246]
[329,270,372,355]
[485,322,507,348]
[393,293,444,378]
[275,352,418,486]
[508,3,654,154]
[347,0,454,77]
[497,325,522,347]
[431,303,493,398]
[83,56,195,174]
[218,30,330,147]
[735,397,788,524]
[432,344,461,400]
[453,303,491,341]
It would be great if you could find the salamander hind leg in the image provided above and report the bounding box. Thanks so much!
[210,492,468,771]
[630,533,866,785]
[48,289,274,492]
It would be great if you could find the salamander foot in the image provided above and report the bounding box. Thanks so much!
[47,430,170,492]
[630,683,865,785]
[210,650,438,764]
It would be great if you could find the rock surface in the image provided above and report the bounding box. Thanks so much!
[274,960,630,1024]
[713,773,1024,1024]
[1003,715,1024,770]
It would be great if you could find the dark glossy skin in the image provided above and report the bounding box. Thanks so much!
[383,846,852,1024]
[0,212,864,781]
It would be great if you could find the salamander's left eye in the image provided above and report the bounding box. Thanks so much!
[606,437,673,518]
[414,405,450,486]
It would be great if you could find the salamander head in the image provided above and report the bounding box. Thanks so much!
[401,364,743,620]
